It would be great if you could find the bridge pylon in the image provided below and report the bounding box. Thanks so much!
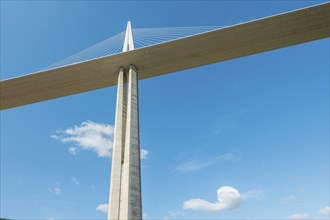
[108,22,142,220]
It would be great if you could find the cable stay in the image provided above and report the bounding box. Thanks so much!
[43,25,224,71]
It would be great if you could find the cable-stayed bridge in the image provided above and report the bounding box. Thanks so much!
[0,2,329,220]
[1,3,329,110]
[44,26,223,71]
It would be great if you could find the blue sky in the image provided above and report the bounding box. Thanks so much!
[1,1,329,219]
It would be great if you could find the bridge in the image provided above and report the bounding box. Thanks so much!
[1,2,329,219]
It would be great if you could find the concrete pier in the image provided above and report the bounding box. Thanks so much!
[108,67,127,220]
[108,65,142,220]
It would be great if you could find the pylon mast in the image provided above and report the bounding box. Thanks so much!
[108,21,142,220]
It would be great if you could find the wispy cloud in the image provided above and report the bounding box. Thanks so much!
[96,203,108,214]
[282,195,298,204]
[51,120,148,159]
[68,147,78,155]
[141,148,149,159]
[207,110,247,136]
[168,210,184,217]
[286,195,297,201]
[243,189,264,200]
[183,186,244,212]
[71,177,80,186]
[173,153,242,174]
[319,206,330,215]
[162,210,184,220]
[49,187,62,196]
[290,213,309,219]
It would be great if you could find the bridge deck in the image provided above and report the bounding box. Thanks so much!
[1,3,329,110]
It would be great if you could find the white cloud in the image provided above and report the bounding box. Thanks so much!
[71,177,80,185]
[68,147,78,155]
[96,203,108,214]
[168,210,184,217]
[141,149,149,159]
[52,120,114,158]
[50,187,62,195]
[183,186,243,212]
[319,206,330,215]
[174,153,242,174]
[290,213,310,219]
[52,121,149,160]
